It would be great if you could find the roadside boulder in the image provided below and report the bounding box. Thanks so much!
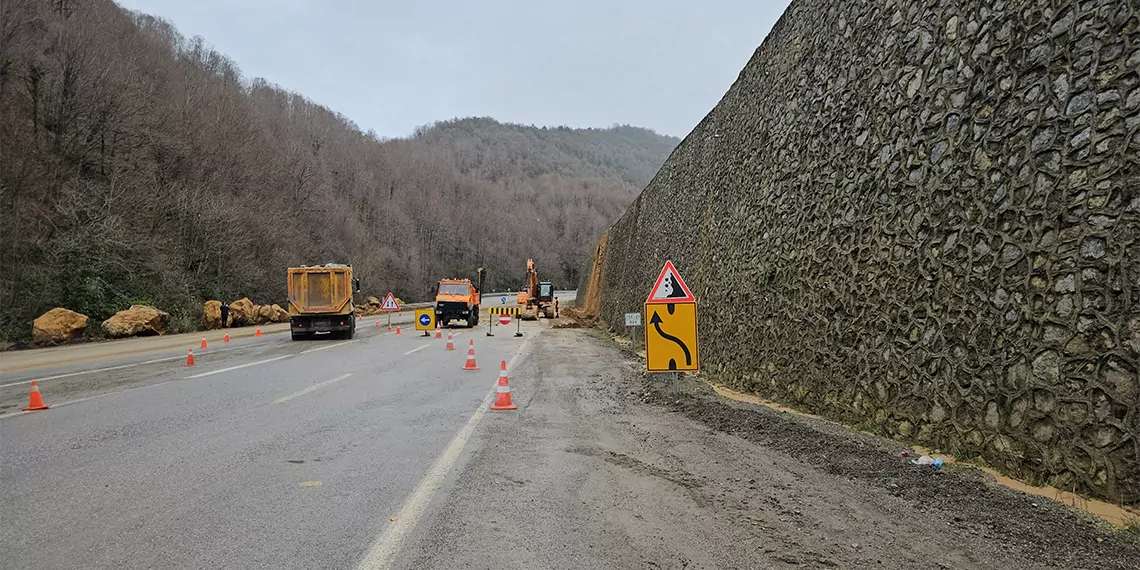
[256,304,291,324]
[203,300,224,329]
[101,305,169,338]
[32,308,89,345]
[269,304,290,323]
[228,298,257,326]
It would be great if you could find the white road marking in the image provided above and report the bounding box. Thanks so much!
[301,340,355,354]
[355,336,535,569]
[273,373,353,404]
[184,355,292,379]
[0,345,249,388]
[403,344,430,355]
[0,380,176,421]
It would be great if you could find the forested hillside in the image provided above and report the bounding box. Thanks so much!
[0,0,678,343]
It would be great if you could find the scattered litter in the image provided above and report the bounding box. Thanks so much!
[901,448,913,457]
[1096,537,1104,543]
[912,455,943,467]
[390,517,398,522]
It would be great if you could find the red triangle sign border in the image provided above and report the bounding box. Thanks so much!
[380,292,400,311]
[646,260,696,304]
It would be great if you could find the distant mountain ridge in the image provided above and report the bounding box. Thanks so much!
[0,0,679,344]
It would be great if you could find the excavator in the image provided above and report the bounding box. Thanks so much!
[520,259,557,320]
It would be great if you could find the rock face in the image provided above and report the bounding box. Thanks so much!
[32,308,89,345]
[228,298,257,327]
[101,305,169,338]
[203,300,224,330]
[582,0,1139,505]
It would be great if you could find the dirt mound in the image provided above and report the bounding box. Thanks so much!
[558,307,597,328]
[33,308,88,345]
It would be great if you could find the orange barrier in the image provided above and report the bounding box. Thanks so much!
[185,349,196,366]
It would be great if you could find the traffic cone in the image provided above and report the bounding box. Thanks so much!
[395,326,401,335]
[22,381,50,411]
[435,325,442,339]
[445,330,455,351]
[223,332,230,343]
[462,339,479,370]
[376,320,381,328]
[201,336,208,349]
[255,327,262,337]
[185,349,196,366]
[490,360,517,410]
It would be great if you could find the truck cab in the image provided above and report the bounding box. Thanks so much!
[434,268,485,328]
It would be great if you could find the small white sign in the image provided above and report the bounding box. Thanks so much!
[624,312,642,327]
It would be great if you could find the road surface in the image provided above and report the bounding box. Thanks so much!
[3,289,1137,570]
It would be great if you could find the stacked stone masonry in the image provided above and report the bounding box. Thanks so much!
[585,0,1139,504]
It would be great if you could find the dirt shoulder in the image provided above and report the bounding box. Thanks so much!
[402,328,1139,569]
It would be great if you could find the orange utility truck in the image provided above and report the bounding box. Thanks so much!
[287,263,361,340]
[434,267,485,328]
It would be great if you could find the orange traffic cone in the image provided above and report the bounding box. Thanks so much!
[223,332,230,343]
[255,327,262,337]
[22,381,50,411]
[435,325,442,339]
[185,349,196,366]
[462,339,479,371]
[445,330,455,351]
[395,326,401,335]
[201,336,208,349]
[376,320,381,328]
[490,360,517,410]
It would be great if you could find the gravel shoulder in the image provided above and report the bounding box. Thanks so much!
[399,328,1139,570]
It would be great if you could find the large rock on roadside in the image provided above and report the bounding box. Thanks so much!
[101,305,169,338]
[256,304,290,324]
[228,298,257,326]
[33,308,89,345]
[203,300,224,329]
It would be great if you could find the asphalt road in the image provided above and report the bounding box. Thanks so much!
[3,287,1137,570]
[0,292,572,569]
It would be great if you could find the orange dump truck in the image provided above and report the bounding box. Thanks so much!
[434,267,485,328]
[287,264,361,340]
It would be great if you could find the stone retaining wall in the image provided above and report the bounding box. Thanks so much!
[584,0,1139,504]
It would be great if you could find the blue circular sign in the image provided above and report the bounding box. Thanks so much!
[419,313,431,326]
[500,296,506,304]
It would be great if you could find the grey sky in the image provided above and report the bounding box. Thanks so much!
[114,0,791,138]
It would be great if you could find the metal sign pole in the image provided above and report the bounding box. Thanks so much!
[487,309,494,337]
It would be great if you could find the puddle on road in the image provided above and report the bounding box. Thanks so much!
[709,383,1140,528]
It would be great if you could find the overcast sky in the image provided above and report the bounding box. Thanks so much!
[114,0,791,138]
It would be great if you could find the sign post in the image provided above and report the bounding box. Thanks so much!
[644,260,699,393]
[487,307,494,337]
[624,311,642,351]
